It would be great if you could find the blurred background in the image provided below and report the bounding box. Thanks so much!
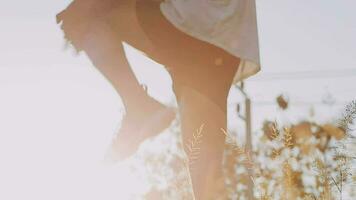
[0,0,355,199]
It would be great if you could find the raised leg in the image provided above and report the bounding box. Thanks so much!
[82,21,149,113]
[80,21,175,161]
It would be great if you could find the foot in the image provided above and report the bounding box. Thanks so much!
[104,97,176,163]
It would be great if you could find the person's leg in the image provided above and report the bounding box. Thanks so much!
[81,21,175,161]
[173,85,229,200]
[136,1,239,198]
[82,21,149,113]
[171,54,238,200]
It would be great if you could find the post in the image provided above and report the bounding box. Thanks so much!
[235,83,254,200]
[245,98,254,200]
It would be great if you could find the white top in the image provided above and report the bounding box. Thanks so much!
[160,0,260,82]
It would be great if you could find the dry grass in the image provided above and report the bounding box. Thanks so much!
[137,101,356,200]
[223,117,355,200]
[185,124,204,169]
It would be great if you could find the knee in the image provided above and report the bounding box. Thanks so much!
[173,84,228,123]
[173,82,230,113]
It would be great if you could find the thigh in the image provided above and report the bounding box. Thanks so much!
[136,0,240,98]
[105,3,156,55]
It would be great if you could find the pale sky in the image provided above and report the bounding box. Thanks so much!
[0,1,355,199]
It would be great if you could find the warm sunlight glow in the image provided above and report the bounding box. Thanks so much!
[1,0,355,199]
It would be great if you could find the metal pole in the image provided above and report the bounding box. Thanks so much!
[245,98,252,150]
[245,98,255,200]
[235,83,254,200]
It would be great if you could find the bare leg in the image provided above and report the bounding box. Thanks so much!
[135,1,239,198]
[82,21,148,112]
[81,21,175,161]
[172,63,237,200]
